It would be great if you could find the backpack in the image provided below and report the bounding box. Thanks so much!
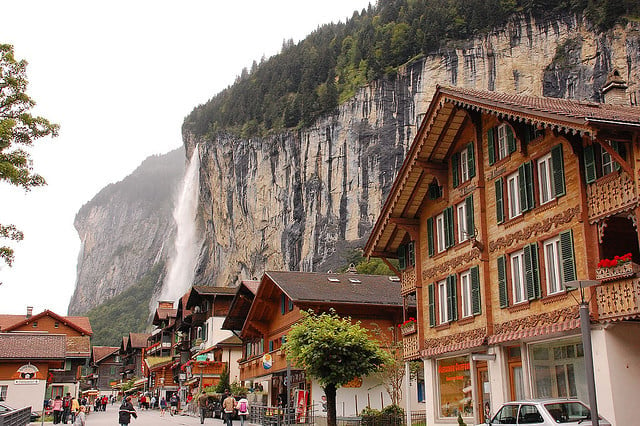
[63,398,70,408]
[239,401,247,413]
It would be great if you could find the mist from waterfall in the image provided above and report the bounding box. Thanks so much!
[158,146,202,304]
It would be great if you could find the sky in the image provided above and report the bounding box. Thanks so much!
[0,0,372,316]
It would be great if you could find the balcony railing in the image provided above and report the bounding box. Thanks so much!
[402,333,420,361]
[587,172,638,222]
[401,267,417,296]
[595,276,640,321]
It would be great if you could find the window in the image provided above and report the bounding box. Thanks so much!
[488,123,516,165]
[511,250,526,304]
[507,172,522,219]
[452,142,475,187]
[519,405,544,424]
[602,143,616,175]
[437,356,473,418]
[0,385,6,401]
[281,294,293,314]
[456,196,474,243]
[460,149,469,182]
[494,404,518,424]
[398,241,415,270]
[460,270,472,318]
[584,140,625,183]
[54,322,59,328]
[110,366,116,375]
[438,280,448,324]
[497,124,509,160]
[496,162,536,222]
[417,380,425,402]
[537,153,554,204]
[544,237,563,295]
[436,213,446,253]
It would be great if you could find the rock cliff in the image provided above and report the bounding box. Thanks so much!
[183,15,640,288]
[68,148,185,314]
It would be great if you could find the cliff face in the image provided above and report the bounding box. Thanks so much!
[68,148,185,315]
[184,15,640,288]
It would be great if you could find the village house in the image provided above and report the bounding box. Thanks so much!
[365,81,640,425]
[226,271,409,421]
[118,332,151,394]
[82,346,121,398]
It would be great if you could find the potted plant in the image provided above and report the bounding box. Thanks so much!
[596,253,639,281]
[398,317,417,336]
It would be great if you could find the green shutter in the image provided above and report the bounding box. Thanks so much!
[498,255,508,308]
[507,125,517,153]
[584,145,597,184]
[428,283,435,327]
[427,217,434,257]
[269,340,274,352]
[280,294,286,315]
[495,178,504,224]
[398,245,406,270]
[445,206,455,248]
[447,275,457,322]
[467,142,475,178]
[288,298,294,311]
[524,243,541,300]
[408,241,416,266]
[551,144,566,197]
[452,152,460,188]
[487,127,496,165]
[471,266,481,315]
[560,229,577,284]
[518,162,534,212]
[466,195,474,239]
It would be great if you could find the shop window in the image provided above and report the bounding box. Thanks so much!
[530,340,585,400]
[452,142,475,187]
[488,123,516,165]
[436,356,472,418]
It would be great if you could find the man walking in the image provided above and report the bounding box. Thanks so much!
[198,392,210,424]
[222,391,236,426]
[118,396,137,426]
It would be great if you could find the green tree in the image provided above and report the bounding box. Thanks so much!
[283,310,391,426]
[0,44,59,266]
[214,364,230,393]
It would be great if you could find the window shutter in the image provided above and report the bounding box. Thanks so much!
[518,162,534,212]
[428,283,435,327]
[467,142,475,178]
[398,245,406,270]
[466,195,474,239]
[269,340,274,352]
[487,127,496,165]
[280,294,286,315]
[560,229,577,284]
[427,217,434,257]
[507,125,517,153]
[471,266,481,315]
[408,241,416,266]
[445,206,455,248]
[584,145,597,184]
[498,255,508,308]
[551,144,566,197]
[288,298,294,311]
[524,243,541,300]
[452,152,460,188]
[447,275,457,322]
[495,178,504,224]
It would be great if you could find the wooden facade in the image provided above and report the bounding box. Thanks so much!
[365,85,640,425]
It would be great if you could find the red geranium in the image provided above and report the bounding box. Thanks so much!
[398,317,417,328]
[597,253,632,268]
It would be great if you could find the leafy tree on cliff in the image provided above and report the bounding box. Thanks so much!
[283,310,390,426]
[0,44,59,266]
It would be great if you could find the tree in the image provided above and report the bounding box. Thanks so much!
[0,44,59,266]
[283,310,391,426]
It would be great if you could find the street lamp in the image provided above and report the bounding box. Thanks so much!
[564,279,600,426]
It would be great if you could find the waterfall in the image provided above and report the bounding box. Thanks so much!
[158,146,202,304]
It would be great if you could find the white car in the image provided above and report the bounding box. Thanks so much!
[481,399,610,425]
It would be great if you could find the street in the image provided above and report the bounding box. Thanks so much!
[29,409,239,426]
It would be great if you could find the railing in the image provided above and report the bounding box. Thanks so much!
[249,405,315,425]
[586,172,638,222]
[402,333,419,361]
[595,276,640,321]
[401,268,417,296]
[0,406,31,426]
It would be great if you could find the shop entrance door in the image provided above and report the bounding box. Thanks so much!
[476,362,490,423]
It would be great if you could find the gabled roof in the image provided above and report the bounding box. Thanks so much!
[0,310,93,335]
[128,333,151,349]
[185,285,237,309]
[365,85,640,257]
[0,333,66,359]
[221,280,260,331]
[92,346,120,364]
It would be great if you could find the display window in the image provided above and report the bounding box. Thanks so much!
[529,338,586,402]
[437,356,473,418]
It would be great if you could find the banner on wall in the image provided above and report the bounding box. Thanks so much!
[295,389,308,423]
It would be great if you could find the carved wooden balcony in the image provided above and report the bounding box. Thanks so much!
[402,333,420,361]
[595,276,640,321]
[586,172,638,222]
[401,267,417,296]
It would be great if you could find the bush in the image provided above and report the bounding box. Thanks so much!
[361,405,404,425]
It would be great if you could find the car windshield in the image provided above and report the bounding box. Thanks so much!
[545,401,590,423]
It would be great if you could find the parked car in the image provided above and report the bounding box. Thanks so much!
[0,402,40,422]
[481,399,610,425]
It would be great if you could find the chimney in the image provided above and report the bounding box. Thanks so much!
[602,69,629,106]
[26,306,33,318]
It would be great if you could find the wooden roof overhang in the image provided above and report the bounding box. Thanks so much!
[241,275,279,339]
[221,283,257,332]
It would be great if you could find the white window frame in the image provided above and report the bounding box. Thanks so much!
[456,202,468,243]
[436,212,446,253]
[507,171,522,219]
[497,124,509,160]
[602,143,615,175]
[537,152,555,205]
[543,236,563,295]
[511,249,526,304]
[460,270,472,318]
[438,279,448,324]
[460,148,469,183]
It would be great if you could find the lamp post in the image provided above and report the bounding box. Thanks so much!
[564,280,600,426]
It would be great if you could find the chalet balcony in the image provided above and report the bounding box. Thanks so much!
[586,172,637,222]
[401,267,417,296]
[402,333,420,361]
[595,275,640,321]
[190,361,226,376]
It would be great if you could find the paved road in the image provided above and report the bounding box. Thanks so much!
[29,408,243,426]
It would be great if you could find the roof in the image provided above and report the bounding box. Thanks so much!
[216,335,242,346]
[92,346,120,363]
[365,85,640,257]
[186,285,237,309]
[128,333,151,349]
[67,335,91,357]
[221,280,259,332]
[154,307,177,321]
[0,310,93,335]
[0,333,66,359]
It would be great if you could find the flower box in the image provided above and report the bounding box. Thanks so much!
[400,321,417,336]
[596,261,640,282]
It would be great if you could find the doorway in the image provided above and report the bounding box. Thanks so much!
[476,362,490,423]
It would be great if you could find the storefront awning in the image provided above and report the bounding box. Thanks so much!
[487,318,580,345]
[421,336,486,357]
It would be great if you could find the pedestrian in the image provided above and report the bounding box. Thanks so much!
[73,406,86,426]
[169,393,179,416]
[235,394,249,426]
[118,396,137,426]
[52,395,63,424]
[222,391,236,426]
[150,395,156,410]
[62,393,72,423]
[160,396,167,416]
[198,392,210,424]
[71,397,79,423]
